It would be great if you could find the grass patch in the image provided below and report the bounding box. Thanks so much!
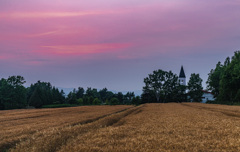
[42,104,79,108]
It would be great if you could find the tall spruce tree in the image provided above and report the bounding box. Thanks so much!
[218,51,240,103]
[29,87,43,108]
[207,51,240,104]
[206,61,223,98]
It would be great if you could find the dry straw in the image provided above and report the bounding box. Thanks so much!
[1,103,240,151]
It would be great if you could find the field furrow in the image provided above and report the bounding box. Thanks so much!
[58,103,240,152]
[0,105,133,151]
[181,103,240,119]
[1,103,240,152]
[11,106,142,152]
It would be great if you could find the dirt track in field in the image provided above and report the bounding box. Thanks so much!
[1,103,240,152]
[0,105,133,151]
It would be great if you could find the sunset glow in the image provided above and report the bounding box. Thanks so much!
[0,0,240,91]
[40,43,131,55]
[4,11,105,18]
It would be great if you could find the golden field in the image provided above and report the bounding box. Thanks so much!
[1,103,240,152]
[0,105,133,151]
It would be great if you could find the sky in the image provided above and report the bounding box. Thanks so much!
[0,0,240,93]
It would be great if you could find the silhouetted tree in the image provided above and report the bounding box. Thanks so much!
[0,76,26,109]
[76,87,84,99]
[109,97,120,105]
[218,51,240,103]
[188,73,203,102]
[143,69,180,103]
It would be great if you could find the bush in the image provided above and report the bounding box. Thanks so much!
[42,104,78,108]
[76,98,83,105]
[93,98,101,105]
[109,98,120,105]
[132,96,141,105]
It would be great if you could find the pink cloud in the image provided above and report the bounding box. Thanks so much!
[37,43,131,56]
[0,1,239,63]
[0,0,239,90]
[0,55,10,60]
[2,11,118,19]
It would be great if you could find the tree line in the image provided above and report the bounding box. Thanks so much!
[0,67,204,110]
[207,51,240,104]
[0,78,139,110]
[142,51,240,104]
[0,51,239,110]
[141,70,203,103]
[66,87,139,106]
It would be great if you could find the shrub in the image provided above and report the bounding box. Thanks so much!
[93,98,101,105]
[110,98,120,105]
[76,98,83,105]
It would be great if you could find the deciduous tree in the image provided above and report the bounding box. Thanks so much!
[142,69,180,103]
[188,73,203,102]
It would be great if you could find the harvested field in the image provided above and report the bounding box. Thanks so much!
[0,105,133,151]
[1,103,240,152]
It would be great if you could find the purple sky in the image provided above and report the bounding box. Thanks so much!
[0,0,240,92]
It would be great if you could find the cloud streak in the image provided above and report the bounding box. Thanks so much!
[2,11,115,19]
[39,43,131,55]
[0,0,239,90]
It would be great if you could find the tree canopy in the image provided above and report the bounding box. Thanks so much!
[188,73,203,102]
[0,76,26,110]
[142,69,187,103]
[1,51,239,109]
[207,51,240,104]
